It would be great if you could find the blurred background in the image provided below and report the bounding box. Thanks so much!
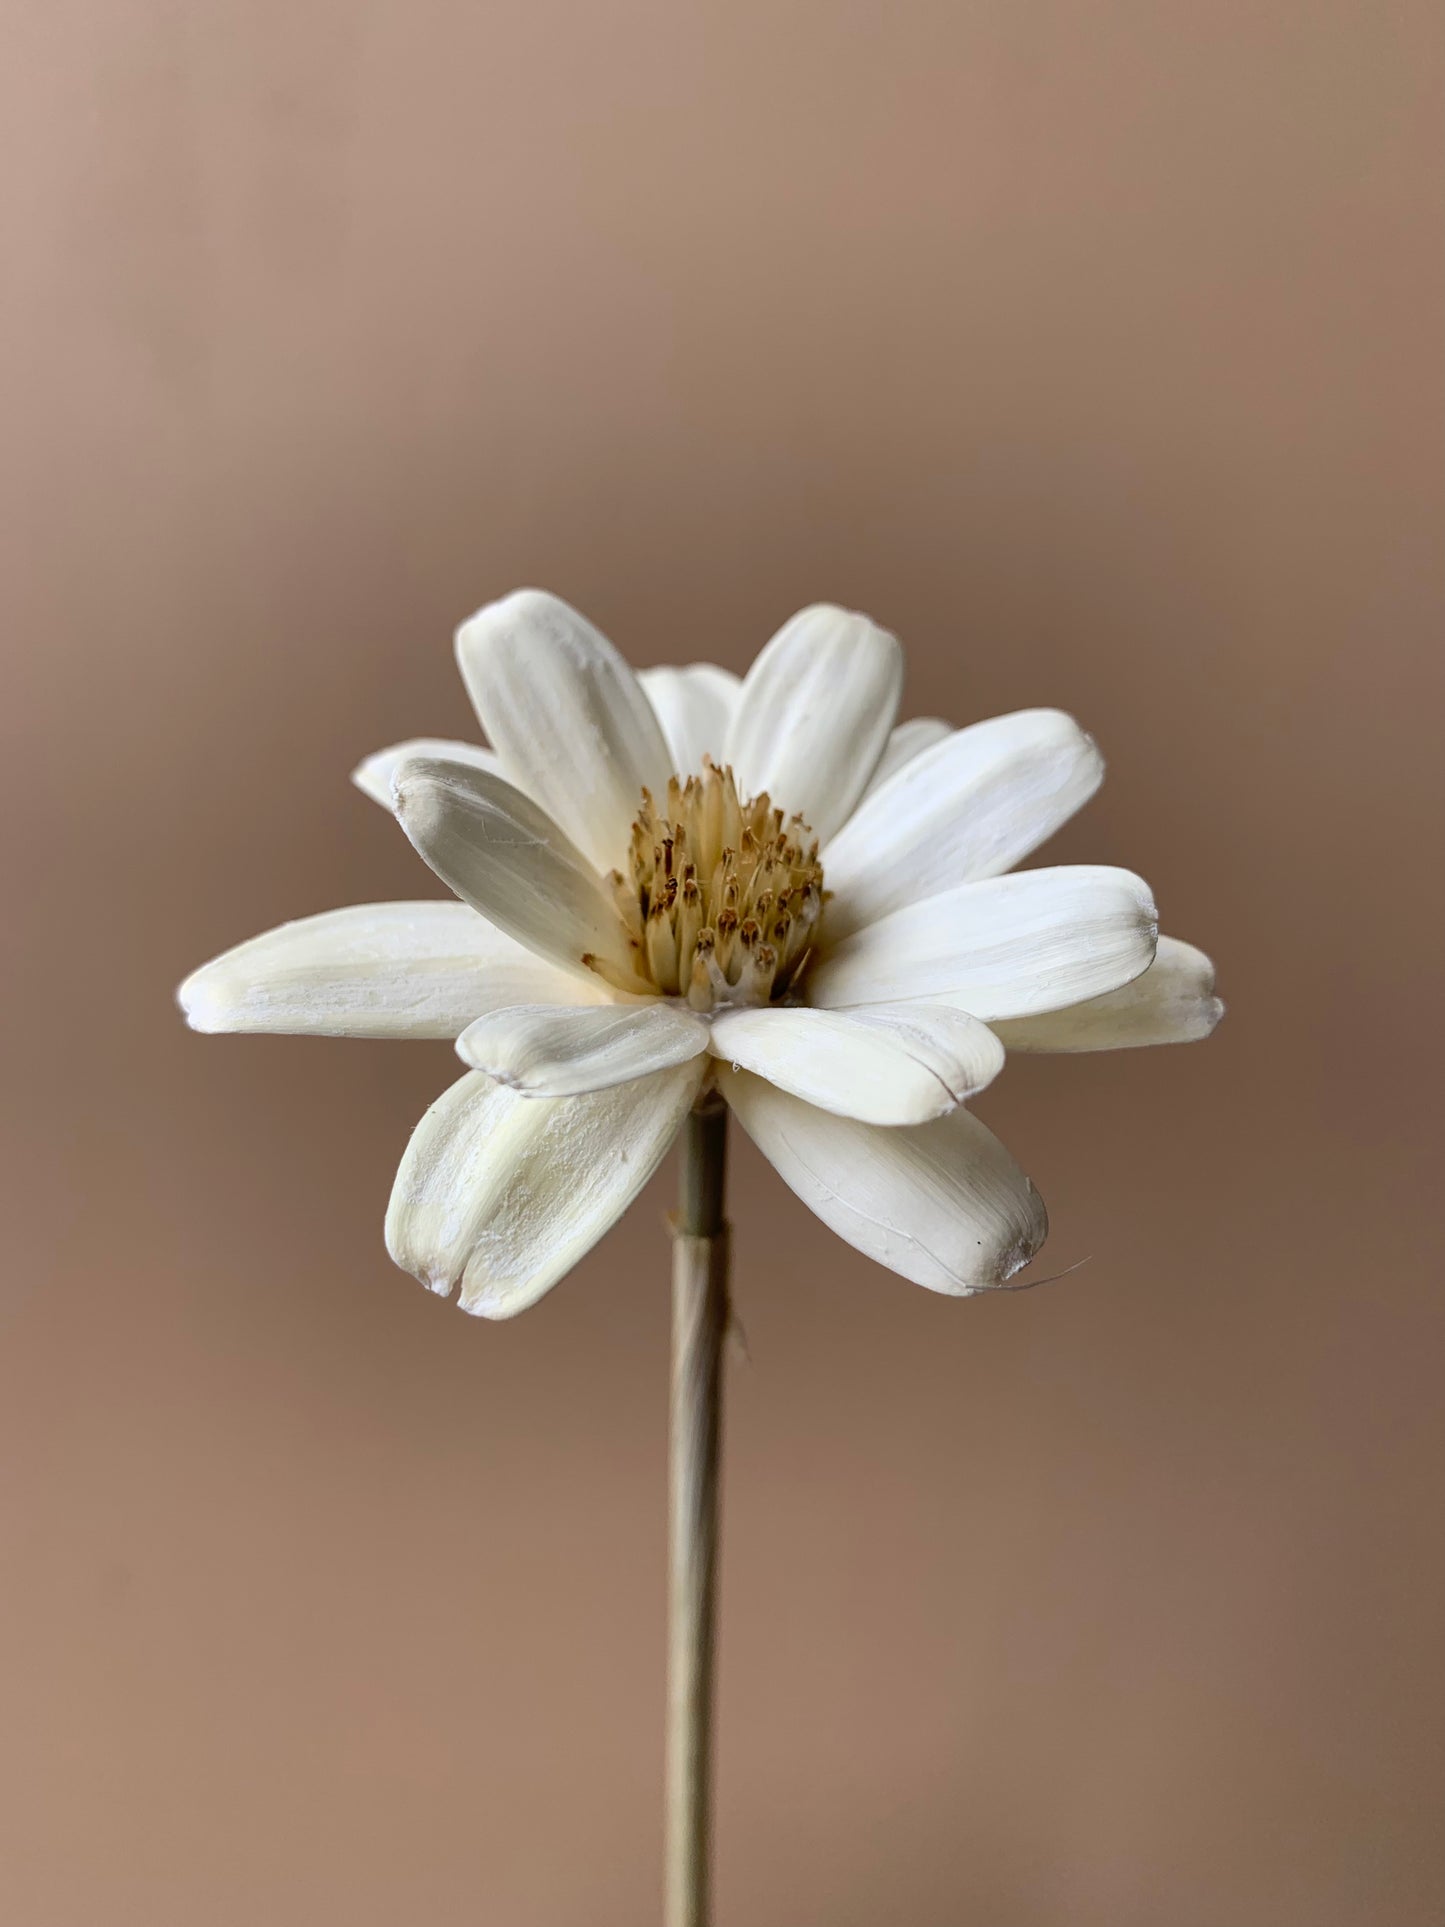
[3,3,1442,1922]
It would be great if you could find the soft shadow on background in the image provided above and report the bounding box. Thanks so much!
[3,4,1442,1923]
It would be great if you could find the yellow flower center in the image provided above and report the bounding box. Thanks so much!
[588,761,826,1008]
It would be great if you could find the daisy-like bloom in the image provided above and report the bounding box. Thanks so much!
[180,592,1221,1317]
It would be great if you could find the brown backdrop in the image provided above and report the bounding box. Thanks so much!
[3,4,1442,1922]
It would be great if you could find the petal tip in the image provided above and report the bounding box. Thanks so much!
[1000,1237,1040,1286]
[350,754,391,808]
[386,1226,460,1302]
[387,754,441,824]
[176,970,224,1032]
[456,1278,545,1321]
[995,1193,1050,1288]
[1126,872,1161,949]
[454,586,565,660]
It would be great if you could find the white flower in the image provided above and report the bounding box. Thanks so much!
[179,591,1221,1317]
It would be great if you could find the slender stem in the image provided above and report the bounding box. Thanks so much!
[666,1094,729,1927]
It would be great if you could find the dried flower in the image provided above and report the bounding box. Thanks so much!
[180,591,1220,1315]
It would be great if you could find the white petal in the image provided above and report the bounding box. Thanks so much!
[639,664,741,779]
[720,1068,1047,1294]
[178,902,595,1039]
[809,866,1158,1019]
[386,1062,705,1317]
[708,1003,1003,1126]
[391,756,649,991]
[726,604,904,841]
[352,738,504,810]
[458,1002,708,1096]
[993,936,1223,1053]
[454,588,672,872]
[859,716,951,800]
[823,710,1105,942]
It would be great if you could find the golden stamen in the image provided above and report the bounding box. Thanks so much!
[608,761,826,1011]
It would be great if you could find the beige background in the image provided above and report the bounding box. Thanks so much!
[3,3,1443,1922]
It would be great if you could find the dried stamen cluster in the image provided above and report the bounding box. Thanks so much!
[586,761,826,1009]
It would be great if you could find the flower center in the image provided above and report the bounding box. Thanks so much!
[592,761,826,1009]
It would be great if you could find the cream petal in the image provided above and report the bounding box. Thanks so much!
[352,738,505,810]
[993,936,1223,1053]
[391,756,649,991]
[823,710,1105,941]
[708,1003,1003,1126]
[386,1061,705,1317]
[454,588,672,872]
[178,901,595,1039]
[458,1001,709,1096]
[859,716,951,800]
[639,664,742,779]
[719,1068,1047,1294]
[725,604,904,841]
[809,865,1158,1020]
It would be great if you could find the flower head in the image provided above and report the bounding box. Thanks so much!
[180,590,1220,1316]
